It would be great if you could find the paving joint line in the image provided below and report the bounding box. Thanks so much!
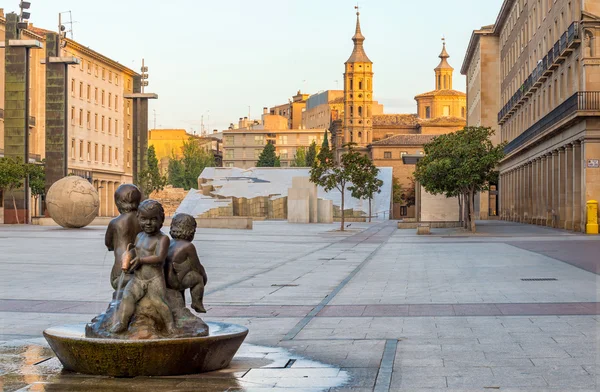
[206,224,387,296]
[282,223,394,340]
[374,339,397,392]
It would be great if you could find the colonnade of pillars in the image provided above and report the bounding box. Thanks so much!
[93,180,120,217]
[500,140,584,232]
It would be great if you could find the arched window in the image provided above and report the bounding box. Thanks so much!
[358,132,362,139]
[366,79,371,90]
[358,80,363,90]
[461,107,466,118]
[358,106,363,116]
[367,106,371,117]
[350,79,353,89]
[350,106,354,116]
[437,75,441,89]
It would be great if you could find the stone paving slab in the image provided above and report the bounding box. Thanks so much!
[0,221,599,391]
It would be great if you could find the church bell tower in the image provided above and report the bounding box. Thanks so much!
[343,7,373,149]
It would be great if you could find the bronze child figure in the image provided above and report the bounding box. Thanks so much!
[105,184,142,289]
[166,213,208,313]
[111,199,176,334]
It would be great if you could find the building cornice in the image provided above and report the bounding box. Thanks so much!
[492,0,516,35]
[460,26,494,75]
[64,38,138,76]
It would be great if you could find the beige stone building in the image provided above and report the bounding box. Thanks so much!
[302,90,345,130]
[222,111,327,169]
[0,13,138,218]
[269,91,310,130]
[461,24,502,219]
[466,0,600,232]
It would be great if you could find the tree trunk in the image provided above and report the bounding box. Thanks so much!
[458,194,463,225]
[340,188,345,231]
[463,191,469,229]
[368,197,372,223]
[469,189,476,232]
[11,191,20,225]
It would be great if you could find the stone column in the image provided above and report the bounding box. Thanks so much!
[108,182,115,217]
[520,166,525,222]
[531,158,540,225]
[124,76,158,191]
[558,147,567,228]
[564,144,574,230]
[551,150,559,227]
[546,153,554,226]
[537,157,543,225]
[99,180,106,217]
[540,156,547,225]
[44,33,79,195]
[573,141,583,232]
[499,174,504,219]
[514,168,519,222]
[2,13,42,223]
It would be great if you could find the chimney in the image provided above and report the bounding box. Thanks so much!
[213,129,218,134]
[238,117,243,129]
[263,107,268,115]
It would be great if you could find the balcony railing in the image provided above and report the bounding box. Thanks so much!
[504,91,600,155]
[498,22,580,124]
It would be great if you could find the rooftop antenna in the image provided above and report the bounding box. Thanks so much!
[59,11,74,39]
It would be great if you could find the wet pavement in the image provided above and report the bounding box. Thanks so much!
[0,220,599,391]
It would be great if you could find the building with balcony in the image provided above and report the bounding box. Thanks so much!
[471,0,600,231]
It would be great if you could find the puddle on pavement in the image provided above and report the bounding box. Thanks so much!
[0,338,349,391]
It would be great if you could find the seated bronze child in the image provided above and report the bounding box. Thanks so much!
[166,213,208,313]
[111,199,176,334]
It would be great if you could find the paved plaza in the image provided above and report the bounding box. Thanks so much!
[0,220,599,391]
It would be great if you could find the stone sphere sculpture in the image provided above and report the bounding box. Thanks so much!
[46,176,100,228]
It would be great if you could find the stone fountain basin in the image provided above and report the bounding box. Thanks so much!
[43,321,248,377]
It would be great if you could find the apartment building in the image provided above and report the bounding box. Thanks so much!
[222,112,327,169]
[1,12,138,218]
[466,0,600,231]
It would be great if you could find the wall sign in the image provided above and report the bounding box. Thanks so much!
[588,159,599,168]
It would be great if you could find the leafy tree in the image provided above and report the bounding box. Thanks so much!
[138,145,167,197]
[414,126,505,232]
[256,142,278,167]
[310,143,363,231]
[348,154,383,222]
[322,130,330,150]
[167,154,185,188]
[168,137,216,190]
[27,162,45,197]
[274,155,281,167]
[318,131,331,167]
[0,157,26,224]
[306,141,317,167]
[291,146,307,167]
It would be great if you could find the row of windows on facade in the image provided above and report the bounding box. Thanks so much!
[224,148,297,160]
[501,64,577,142]
[70,79,129,113]
[383,151,424,159]
[70,107,131,138]
[73,56,134,90]
[223,161,292,168]
[223,135,322,146]
[500,0,575,101]
[70,139,129,167]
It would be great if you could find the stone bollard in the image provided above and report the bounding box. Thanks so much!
[416,223,431,235]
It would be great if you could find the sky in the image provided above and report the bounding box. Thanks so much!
[12,0,504,133]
